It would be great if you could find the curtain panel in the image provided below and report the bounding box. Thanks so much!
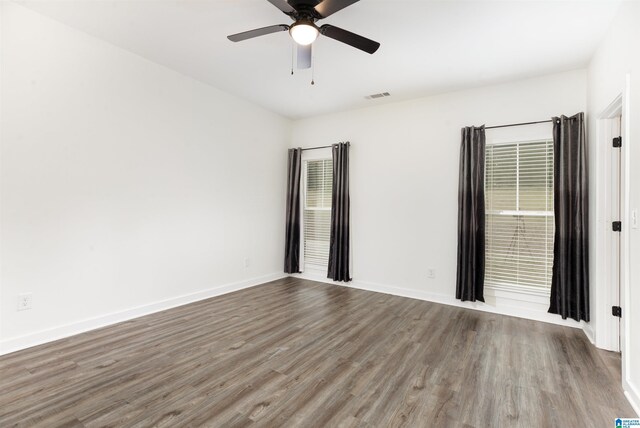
[456,126,486,302]
[284,148,302,274]
[548,113,590,322]
[328,142,351,282]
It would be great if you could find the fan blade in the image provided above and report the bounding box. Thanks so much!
[266,0,295,14]
[314,0,359,18]
[297,44,312,69]
[320,24,380,54]
[227,25,290,42]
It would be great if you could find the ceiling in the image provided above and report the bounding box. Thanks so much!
[19,0,621,119]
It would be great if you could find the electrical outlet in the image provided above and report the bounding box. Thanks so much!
[18,293,33,311]
[632,209,638,229]
[244,258,251,268]
[427,268,436,279]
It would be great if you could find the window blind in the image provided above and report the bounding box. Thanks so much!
[485,140,554,291]
[304,159,333,268]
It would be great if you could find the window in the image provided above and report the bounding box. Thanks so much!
[485,140,554,292]
[303,159,333,268]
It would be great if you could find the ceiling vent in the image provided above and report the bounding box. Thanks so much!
[365,92,391,100]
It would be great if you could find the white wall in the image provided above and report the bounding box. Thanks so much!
[291,70,587,326]
[0,2,290,353]
[588,0,640,415]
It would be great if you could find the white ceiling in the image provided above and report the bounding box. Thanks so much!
[19,0,621,119]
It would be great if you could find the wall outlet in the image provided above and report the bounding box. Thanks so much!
[427,268,436,279]
[632,209,638,229]
[18,293,33,311]
[244,258,251,268]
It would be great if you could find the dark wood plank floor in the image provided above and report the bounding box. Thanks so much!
[0,277,635,427]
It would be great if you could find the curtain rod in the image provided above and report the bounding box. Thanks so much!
[484,119,553,130]
[301,145,333,151]
[300,141,350,151]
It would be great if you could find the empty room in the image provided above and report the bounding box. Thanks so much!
[1,0,639,426]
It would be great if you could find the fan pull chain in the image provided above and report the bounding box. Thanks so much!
[311,43,315,85]
[291,42,295,75]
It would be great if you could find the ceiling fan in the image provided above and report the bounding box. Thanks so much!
[227,0,380,70]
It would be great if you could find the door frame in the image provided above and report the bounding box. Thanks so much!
[594,95,622,352]
[593,78,630,374]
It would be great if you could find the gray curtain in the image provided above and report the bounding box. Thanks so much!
[328,142,351,282]
[456,126,486,302]
[549,113,590,322]
[284,148,302,274]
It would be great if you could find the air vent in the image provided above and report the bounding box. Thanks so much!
[365,92,391,100]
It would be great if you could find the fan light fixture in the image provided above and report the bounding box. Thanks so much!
[289,21,319,45]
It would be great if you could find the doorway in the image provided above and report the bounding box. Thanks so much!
[595,94,625,355]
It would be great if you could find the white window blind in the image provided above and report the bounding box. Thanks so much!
[485,140,554,291]
[304,159,333,268]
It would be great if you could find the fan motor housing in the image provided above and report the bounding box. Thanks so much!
[287,0,323,20]
[289,0,322,9]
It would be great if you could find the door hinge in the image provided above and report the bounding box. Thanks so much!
[613,136,622,148]
[612,306,622,318]
[612,221,622,232]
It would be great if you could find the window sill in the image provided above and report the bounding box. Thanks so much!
[485,283,551,299]
[302,264,328,275]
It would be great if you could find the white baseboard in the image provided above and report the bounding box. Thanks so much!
[624,379,640,417]
[0,272,286,356]
[582,321,596,344]
[293,272,582,329]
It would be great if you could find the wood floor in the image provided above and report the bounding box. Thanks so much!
[0,277,635,427]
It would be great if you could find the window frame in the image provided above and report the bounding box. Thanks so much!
[484,138,555,296]
[300,148,333,272]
